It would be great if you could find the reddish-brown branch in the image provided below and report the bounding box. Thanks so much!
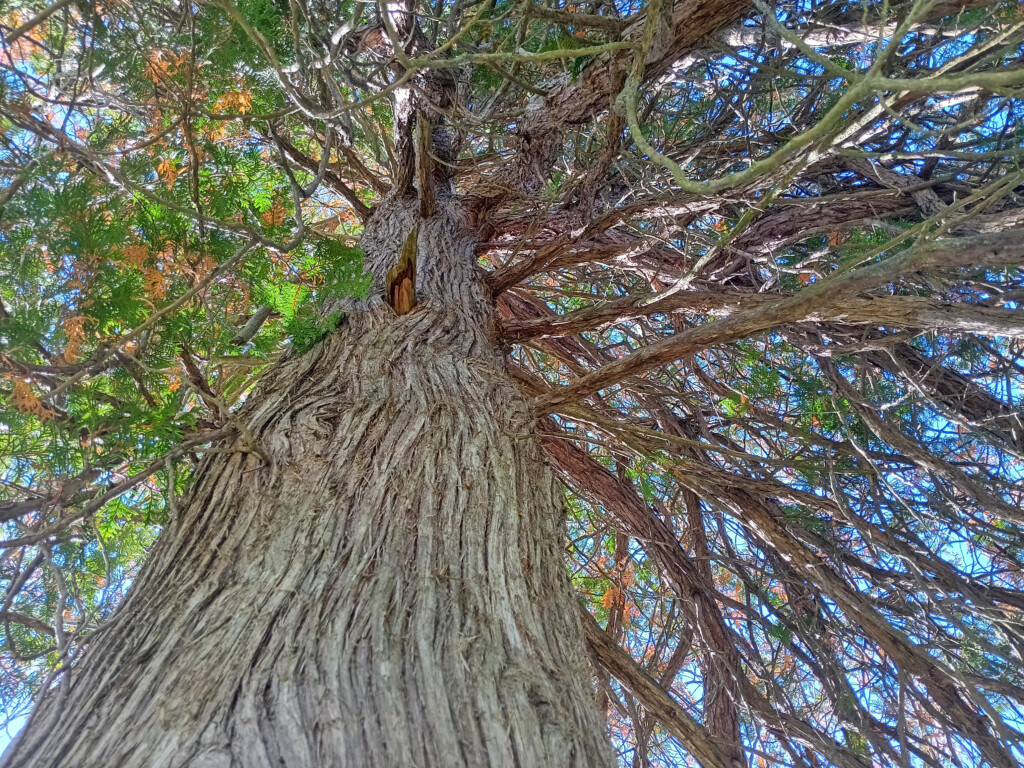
[538,421,746,758]
[578,607,735,768]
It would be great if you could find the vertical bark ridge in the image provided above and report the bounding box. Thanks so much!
[4,203,613,768]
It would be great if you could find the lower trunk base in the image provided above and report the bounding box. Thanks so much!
[4,302,613,768]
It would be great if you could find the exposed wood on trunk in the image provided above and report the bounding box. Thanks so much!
[386,226,419,315]
[5,1,1024,765]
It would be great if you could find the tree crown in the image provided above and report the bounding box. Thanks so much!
[2,0,1024,764]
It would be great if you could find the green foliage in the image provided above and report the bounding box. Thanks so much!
[287,309,347,355]
[0,2,374,719]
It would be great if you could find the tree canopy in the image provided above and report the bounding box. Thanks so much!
[2,0,1024,765]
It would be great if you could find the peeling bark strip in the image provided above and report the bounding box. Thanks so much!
[4,204,613,768]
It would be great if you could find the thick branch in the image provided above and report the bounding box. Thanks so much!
[485,0,751,198]
[533,228,1024,413]
[579,608,735,768]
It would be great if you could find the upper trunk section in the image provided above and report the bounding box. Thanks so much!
[361,198,491,320]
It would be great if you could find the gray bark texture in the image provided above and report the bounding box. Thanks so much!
[3,200,614,768]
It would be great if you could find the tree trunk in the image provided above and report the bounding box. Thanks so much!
[3,200,614,768]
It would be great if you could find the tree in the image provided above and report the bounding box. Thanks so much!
[0,0,1023,764]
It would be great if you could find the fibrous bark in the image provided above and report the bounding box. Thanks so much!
[3,201,613,768]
